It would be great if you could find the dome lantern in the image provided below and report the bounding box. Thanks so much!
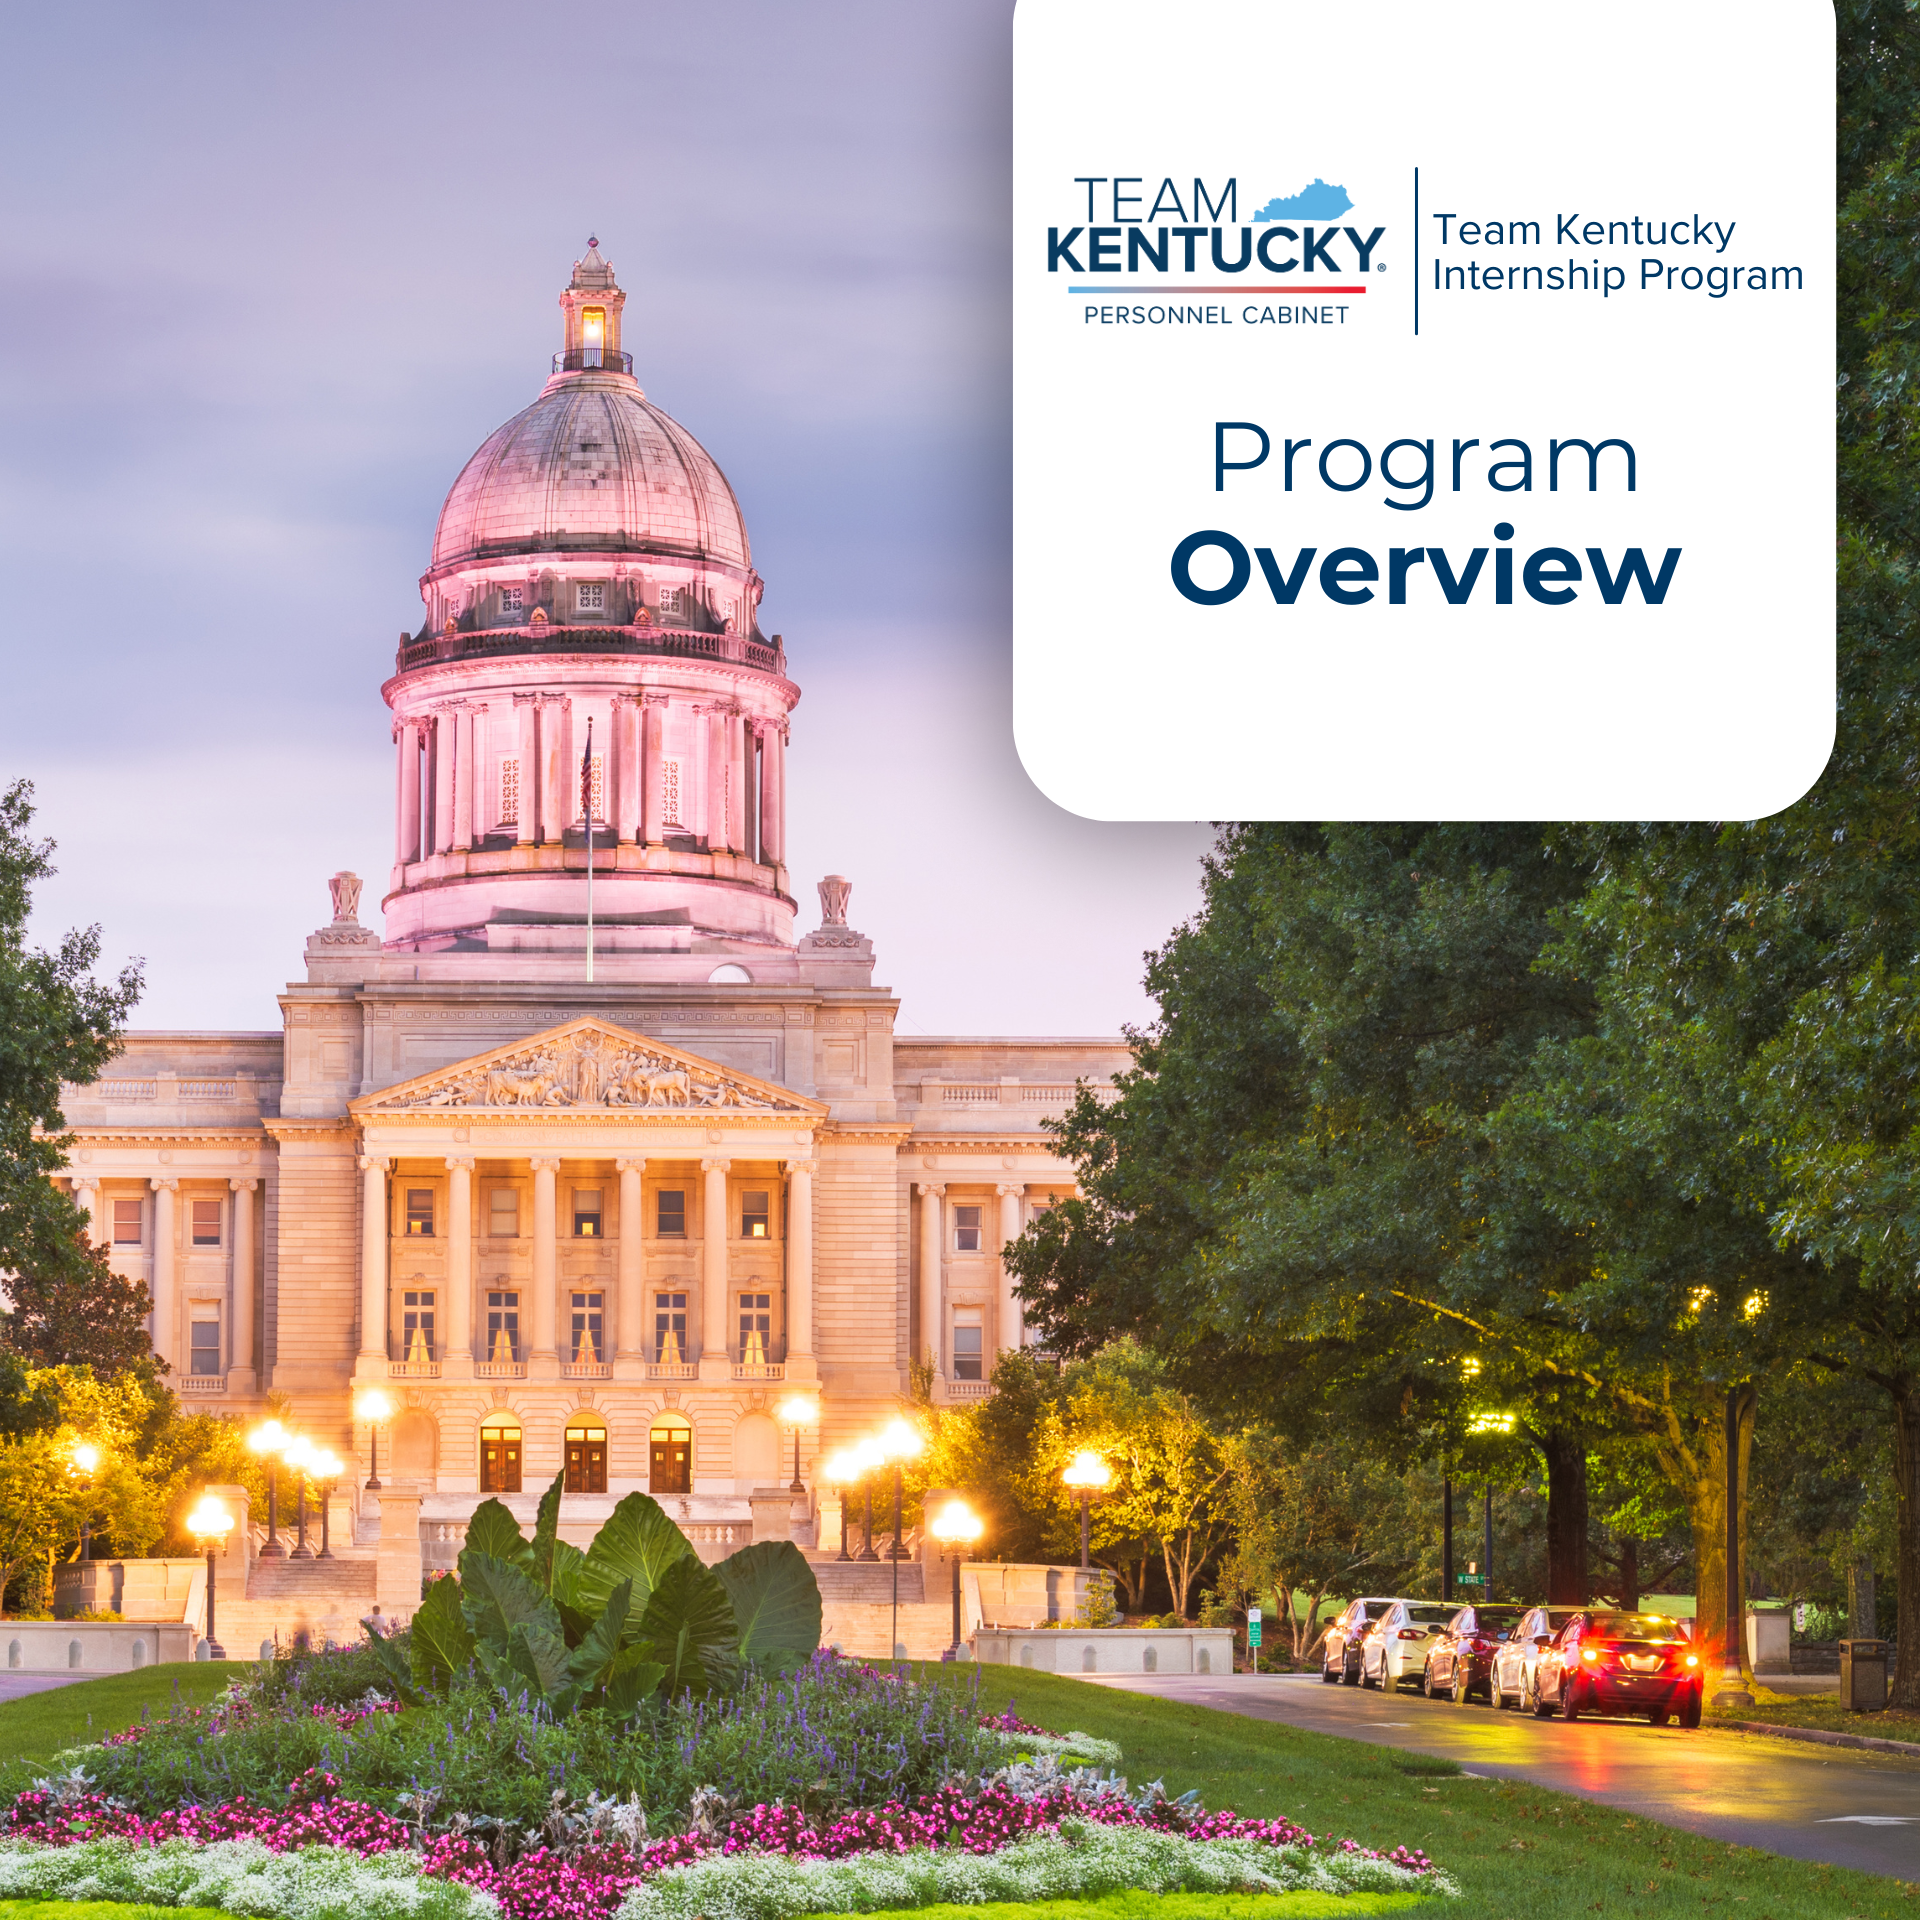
[556,236,629,374]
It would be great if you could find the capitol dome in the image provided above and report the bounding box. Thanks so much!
[431,376,751,572]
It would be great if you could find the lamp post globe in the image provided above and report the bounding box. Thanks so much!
[69,1441,103,1564]
[247,1420,290,1558]
[186,1495,234,1660]
[778,1392,819,1496]
[1061,1450,1112,1572]
[354,1390,394,1492]
[929,1498,985,1656]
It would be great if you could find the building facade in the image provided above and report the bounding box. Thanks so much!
[55,243,1125,1546]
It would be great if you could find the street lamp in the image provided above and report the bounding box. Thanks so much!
[877,1417,924,1674]
[852,1435,885,1563]
[310,1450,343,1560]
[282,1436,317,1560]
[929,1497,984,1657]
[247,1419,290,1558]
[819,1450,858,1561]
[1062,1450,1111,1571]
[777,1392,819,1496]
[186,1495,233,1660]
[354,1389,393,1491]
[69,1441,102,1564]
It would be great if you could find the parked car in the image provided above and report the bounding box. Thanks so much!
[1530,1610,1704,1726]
[1488,1605,1580,1709]
[1361,1600,1464,1691]
[1319,1597,1403,1685]
[1423,1604,1528,1703]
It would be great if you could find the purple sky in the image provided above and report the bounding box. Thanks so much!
[1,2,1210,1040]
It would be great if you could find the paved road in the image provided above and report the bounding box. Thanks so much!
[1085,1671,1920,1879]
[0,1673,91,1702]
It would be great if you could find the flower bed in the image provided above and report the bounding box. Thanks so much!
[0,1639,1451,1920]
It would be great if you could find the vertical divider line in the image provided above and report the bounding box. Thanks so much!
[1414,166,1420,336]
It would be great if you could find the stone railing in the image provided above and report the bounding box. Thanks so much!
[397,626,786,677]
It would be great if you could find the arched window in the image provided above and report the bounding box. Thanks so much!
[480,1419,522,1493]
[650,1415,692,1495]
[566,1420,608,1494]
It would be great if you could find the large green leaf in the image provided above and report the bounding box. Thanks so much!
[712,1540,823,1659]
[637,1552,738,1694]
[601,1646,666,1716]
[410,1573,476,1693]
[463,1498,530,1565]
[530,1471,565,1585]
[364,1622,421,1705]
[576,1490,695,1620]
[486,1619,571,1706]
[565,1577,632,1692]
[459,1550,567,1657]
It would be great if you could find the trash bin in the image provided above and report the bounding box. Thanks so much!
[1839,1638,1889,1711]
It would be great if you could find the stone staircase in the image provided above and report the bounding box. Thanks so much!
[819,1600,959,1662]
[217,1550,385,1658]
[811,1557,925,1605]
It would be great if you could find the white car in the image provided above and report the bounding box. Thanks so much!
[1361,1600,1461,1691]
[1488,1605,1580,1710]
[1320,1596,1405,1685]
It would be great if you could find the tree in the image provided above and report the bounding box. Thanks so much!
[0,779,142,1353]
[5,1232,156,1379]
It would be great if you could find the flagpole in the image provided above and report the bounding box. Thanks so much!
[583,717,594,986]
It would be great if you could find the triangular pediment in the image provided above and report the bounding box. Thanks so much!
[350,1017,825,1117]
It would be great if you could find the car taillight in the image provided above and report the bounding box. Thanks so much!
[1684,1654,1698,1668]
[1581,1647,1597,1662]
[1398,1628,1423,1640]
[1470,1636,1492,1651]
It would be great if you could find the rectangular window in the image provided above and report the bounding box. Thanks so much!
[739,1292,772,1365]
[578,581,605,612]
[661,756,683,827]
[405,1189,435,1236]
[500,758,519,826]
[657,1189,686,1237]
[954,1205,983,1253]
[401,1289,436,1363]
[573,1188,603,1237]
[741,1191,770,1239]
[488,1187,519,1237]
[658,585,682,618]
[190,1199,223,1247]
[188,1310,222,1377]
[501,584,525,617]
[112,1198,143,1245]
[485,1290,520,1365]
[570,1291,605,1365]
[583,753,605,821]
[952,1321,984,1382]
[653,1291,688,1365]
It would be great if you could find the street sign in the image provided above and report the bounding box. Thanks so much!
[1455,1572,1487,1587]
[1247,1619,1262,1646]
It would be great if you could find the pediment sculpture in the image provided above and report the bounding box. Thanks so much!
[368,1023,810,1114]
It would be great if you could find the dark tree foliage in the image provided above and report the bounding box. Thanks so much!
[0,780,144,1366]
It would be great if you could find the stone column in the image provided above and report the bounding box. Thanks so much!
[785,1157,815,1370]
[760,724,784,867]
[705,708,729,854]
[615,1157,645,1375]
[150,1178,178,1373]
[445,1156,474,1378]
[515,697,538,846]
[729,717,749,854]
[642,697,666,846]
[916,1182,945,1380]
[996,1184,1025,1354]
[71,1178,101,1247]
[454,705,476,851]
[530,1157,560,1375]
[358,1154,388,1370]
[229,1178,257,1389]
[542,700,571,846]
[393,726,414,879]
[700,1158,731,1371]
[613,698,640,846]
[432,710,455,855]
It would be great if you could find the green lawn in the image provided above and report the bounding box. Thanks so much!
[0,1661,1913,1919]
[0,1666,245,1773]
[1709,1692,1920,1746]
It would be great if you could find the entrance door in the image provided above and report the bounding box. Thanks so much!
[480,1420,522,1493]
[649,1418,691,1494]
[566,1421,608,1493]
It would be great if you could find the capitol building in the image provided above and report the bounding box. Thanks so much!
[56,243,1124,1557]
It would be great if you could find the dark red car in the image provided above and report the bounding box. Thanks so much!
[1422,1604,1527,1704]
[1531,1610,1704,1727]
